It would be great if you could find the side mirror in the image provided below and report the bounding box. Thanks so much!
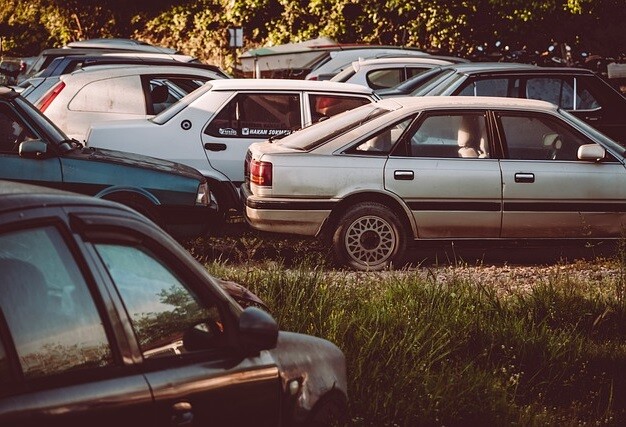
[19,140,48,158]
[238,307,278,354]
[578,144,606,162]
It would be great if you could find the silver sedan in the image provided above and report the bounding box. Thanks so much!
[243,96,626,271]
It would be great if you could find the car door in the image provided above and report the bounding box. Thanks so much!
[80,217,281,426]
[0,101,63,188]
[201,91,303,184]
[495,110,626,238]
[384,110,502,238]
[0,217,154,426]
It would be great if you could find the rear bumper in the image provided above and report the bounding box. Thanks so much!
[241,184,329,236]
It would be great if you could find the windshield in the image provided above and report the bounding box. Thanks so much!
[151,81,213,125]
[280,103,393,151]
[15,97,68,144]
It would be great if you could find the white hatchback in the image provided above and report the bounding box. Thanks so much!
[34,64,223,142]
[86,79,379,217]
[243,96,626,270]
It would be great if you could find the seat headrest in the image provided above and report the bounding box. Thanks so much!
[151,85,169,104]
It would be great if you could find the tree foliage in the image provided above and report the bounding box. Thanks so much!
[0,0,624,64]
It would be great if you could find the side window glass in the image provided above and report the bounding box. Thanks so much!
[148,79,178,115]
[458,78,513,96]
[573,78,600,110]
[0,226,113,380]
[526,77,575,109]
[0,339,8,392]
[349,117,413,154]
[0,103,37,153]
[69,75,145,114]
[309,95,370,123]
[499,114,590,160]
[94,243,223,359]
[405,113,489,158]
[366,68,403,89]
[204,93,301,139]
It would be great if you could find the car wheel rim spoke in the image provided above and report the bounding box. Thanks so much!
[345,215,396,266]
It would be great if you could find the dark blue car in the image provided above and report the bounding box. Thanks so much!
[0,86,216,239]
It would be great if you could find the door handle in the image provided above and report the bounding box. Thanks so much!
[171,401,193,426]
[514,173,535,183]
[394,170,414,180]
[204,143,227,151]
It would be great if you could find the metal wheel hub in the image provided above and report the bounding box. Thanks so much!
[345,215,396,265]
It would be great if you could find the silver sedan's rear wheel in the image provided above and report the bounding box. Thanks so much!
[332,202,406,271]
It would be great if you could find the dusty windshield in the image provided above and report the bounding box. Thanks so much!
[280,103,393,151]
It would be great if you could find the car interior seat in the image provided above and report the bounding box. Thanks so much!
[457,115,489,158]
[150,84,170,114]
[543,133,562,159]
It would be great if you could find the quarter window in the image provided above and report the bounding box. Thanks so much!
[458,78,518,97]
[204,93,301,139]
[0,226,113,380]
[69,75,145,114]
[95,243,223,359]
[0,103,37,153]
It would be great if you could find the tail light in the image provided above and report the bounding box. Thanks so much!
[250,159,272,186]
[36,81,65,112]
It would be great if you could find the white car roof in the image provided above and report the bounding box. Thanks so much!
[204,78,375,94]
[62,64,222,80]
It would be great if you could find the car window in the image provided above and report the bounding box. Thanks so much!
[0,339,8,393]
[204,93,301,139]
[498,113,593,160]
[308,94,371,123]
[400,112,489,158]
[0,103,37,153]
[526,77,600,111]
[366,68,403,89]
[94,243,224,359]
[69,75,145,114]
[457,78,519,97]
[0,226,113,381]
[349,117,413,154]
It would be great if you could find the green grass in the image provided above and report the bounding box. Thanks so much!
[189,237,626,425]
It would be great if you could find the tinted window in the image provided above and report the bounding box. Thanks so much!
[366,68,403,89]
[69,75,145,114]
[95,243,223,359]
[457,78,518,97]
[308,94,371,123]
[0,226,112,380]
[204,93,301,139]
[401,113,489,158]
[526,77,600,110]
[499,113,593,160]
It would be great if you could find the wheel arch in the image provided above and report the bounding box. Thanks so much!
[95,186,160,206]
[320,191,416,241]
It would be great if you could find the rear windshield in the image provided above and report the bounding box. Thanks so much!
[280,103,392,151]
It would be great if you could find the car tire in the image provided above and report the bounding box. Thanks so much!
[304,392,347,427]
[332,202,406,271]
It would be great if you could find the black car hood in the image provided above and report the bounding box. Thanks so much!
[72,146,204,181]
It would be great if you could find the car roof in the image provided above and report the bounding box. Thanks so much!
[378,95,559,112]
[65,38,179,54]
[436,62,596,76]
[353,57,458,67]
[206,78,375,94]
[62,63,225,80]
[41,55,227,78]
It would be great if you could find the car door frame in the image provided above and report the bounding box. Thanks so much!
[0,208,155,426]
[73,212,282,426]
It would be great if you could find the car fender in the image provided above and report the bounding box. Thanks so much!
[94,186,161,205]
